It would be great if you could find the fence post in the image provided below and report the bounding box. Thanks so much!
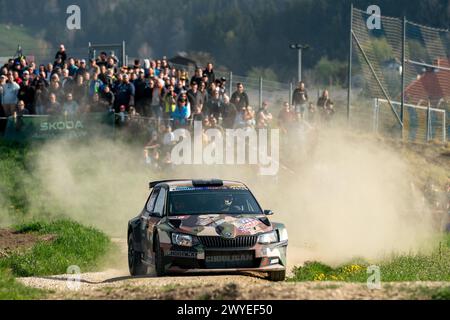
[229,71,233,98]
[347,3,353,124]
[443,110,447,143]
[289,82,293,105]
[122,40,126,67]
[426,101,431,142]
[401,16,406,140]
[259,77,263,110]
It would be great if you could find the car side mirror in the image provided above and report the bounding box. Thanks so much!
[264,210,274,216]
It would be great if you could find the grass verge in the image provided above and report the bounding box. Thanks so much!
[0,268,44,300]
[289,234,450,282]
[0,220,111,277]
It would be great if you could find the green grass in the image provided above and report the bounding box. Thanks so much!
[0,220,111,277]
[0,24,48,58]
[0,268,45,300]
[289,235,450,283]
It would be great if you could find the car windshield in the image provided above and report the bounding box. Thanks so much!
[168,188,263,215]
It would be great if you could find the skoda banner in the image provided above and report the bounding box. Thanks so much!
[3,112,115,142]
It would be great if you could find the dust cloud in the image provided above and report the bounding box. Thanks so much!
[24,126,438,267]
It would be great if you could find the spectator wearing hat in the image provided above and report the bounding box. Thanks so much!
[76,59,87,77]
[96,52,108,68]
[171,96,189,129]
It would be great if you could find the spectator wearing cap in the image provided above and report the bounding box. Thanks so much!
[55,44,67,65]
[230,82,249,110]
[96,52,108,68]
[76,59,87,77]
[171,96,189,129]
[1,72,20,117]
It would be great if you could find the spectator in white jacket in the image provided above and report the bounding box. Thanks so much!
[1,73,20,116]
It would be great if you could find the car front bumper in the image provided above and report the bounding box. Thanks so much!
[160,240,288,273]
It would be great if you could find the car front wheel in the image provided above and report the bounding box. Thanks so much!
[128,233,147,276]
[267,270,286,282]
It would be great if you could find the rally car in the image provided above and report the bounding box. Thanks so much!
[127,179,288,281]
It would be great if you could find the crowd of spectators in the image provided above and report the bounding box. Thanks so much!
[0,44,336,168]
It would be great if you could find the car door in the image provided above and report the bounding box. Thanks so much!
[141,188,159,259]
[143,187,167,260]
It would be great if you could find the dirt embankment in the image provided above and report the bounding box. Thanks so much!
[0,229,55,258]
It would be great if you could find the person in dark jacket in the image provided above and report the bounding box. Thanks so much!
[203,63,215,85]
[230,83,249,110]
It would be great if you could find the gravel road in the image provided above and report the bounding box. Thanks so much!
[16,239,449,300]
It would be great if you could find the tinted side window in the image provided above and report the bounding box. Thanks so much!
[146,189,159,212]
[153,188,167,217]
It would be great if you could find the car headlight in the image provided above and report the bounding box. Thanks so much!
[171,233,193,247]
[278,228,288,242]
[257,231,278,244]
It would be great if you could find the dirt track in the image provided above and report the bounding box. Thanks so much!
[16,239,450,300]
[17,269,450,300]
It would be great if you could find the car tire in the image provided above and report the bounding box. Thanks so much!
[128,233,148,276]
[154,234,166,277]
[267,270,286,282]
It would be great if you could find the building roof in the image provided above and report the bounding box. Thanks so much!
[404,58,450,104]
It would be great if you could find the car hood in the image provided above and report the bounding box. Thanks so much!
[167,214,273,237]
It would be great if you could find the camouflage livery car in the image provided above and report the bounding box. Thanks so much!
[127,179,288,281]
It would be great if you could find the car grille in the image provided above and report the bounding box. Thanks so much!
[198,235,257,248]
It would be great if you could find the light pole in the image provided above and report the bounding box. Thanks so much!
[289,44,309,83]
